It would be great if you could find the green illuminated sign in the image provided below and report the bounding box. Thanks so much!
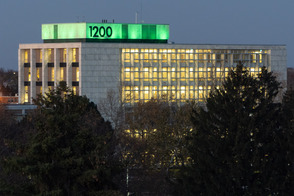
[42,23,169,43]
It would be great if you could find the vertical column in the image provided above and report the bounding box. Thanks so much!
[18,49,25,103]
[78,47,82,95]
[31,49,36,103]
[55,49,60,87]
[67,48,72,89]
[43,48,49,94]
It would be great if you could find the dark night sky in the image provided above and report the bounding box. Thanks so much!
[0,0,293,70]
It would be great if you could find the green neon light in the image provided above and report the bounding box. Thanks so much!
[42,23,169,42]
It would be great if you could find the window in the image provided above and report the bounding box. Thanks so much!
[25,86,29,102]
[72,48,79,62]
[48,67,54,81]
[134,68,139,81]
[60,67,66,81]
[24,50,30,63]
[60,49,67,62]
[73,86,78,95]
[36,68,42,81]
[134,53,139,63]
[162,68,168,80]
[124,53,130,63]
[171,68,176,80]
[153,68,158,81]
[152,86,157,99]
[144,86,149,100]
[181,86,186,99]
[47,49,54,63]
[36,49,42,63]
[143,68,149,80]
[189,68,194,79]
[72,67,79,81]
[125,68,131,81]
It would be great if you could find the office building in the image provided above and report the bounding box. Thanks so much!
[18,23,287,105]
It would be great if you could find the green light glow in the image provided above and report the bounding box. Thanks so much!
[42,23,169,42]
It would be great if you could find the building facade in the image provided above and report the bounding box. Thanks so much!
[18,23,287,105]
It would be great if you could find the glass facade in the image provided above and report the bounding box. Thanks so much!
[121,48,268,104]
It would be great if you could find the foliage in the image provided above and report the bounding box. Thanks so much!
[121,99,192,194]
[0,68,18,96]
[178,63,294,195]
[2,86,121,195]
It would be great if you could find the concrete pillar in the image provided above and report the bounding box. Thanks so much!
[67,48,72,89]
[18,49,25,103]
[31,49,36,103]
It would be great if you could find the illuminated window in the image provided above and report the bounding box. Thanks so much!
[124,86,132,102]
[153,68,158,80]
[24,50,30,63]
[152,86,157,99]
[134,53,139,63]
[162,86,168,97]
[143,68,149,80]
[153,53,158,62]
[162,53,167,62]
[28,68,31,81]
[125,53,130,62]
[134,86,139,100]
[25,86,29,102]
[180,54,186,62]
[181,86,186,99]
[162,68,168,80]
[48,67,54,81]
[225,67,229,77]
[171,86,176,99]
[171,54,176,63]
[216,68,221,78]
[134,68,139,81]
[199,54,204,63]
[180,68,186,79]
[47,49,54,62]
[189,68,194,79]
[36,68,41,81]
[72,48,79,62]
[125,68,131,81]
[198,68,205,78]
[171,68,176,79]
[189,53,194,62]
[144,53,149,62]
[76,67,79,81]
[199,86,204,100]
[73,86,78,95]
[60,49,67,62]
[189,86,194,98]
[60,67,66,81]
[144,86,149,100]
[207,68,212,78]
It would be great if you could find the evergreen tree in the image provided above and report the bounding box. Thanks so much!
[2,86,122,196]
[179,64,294,195]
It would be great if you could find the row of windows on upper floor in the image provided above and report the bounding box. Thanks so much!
[122,85,216,102]
[122,53,266,64]
[24,85,79,103]
[122,48,268,54]
[121,67,262,81]
[22,48,79,63]
[24,67,79,82]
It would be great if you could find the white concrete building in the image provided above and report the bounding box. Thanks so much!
[18,23,287,105]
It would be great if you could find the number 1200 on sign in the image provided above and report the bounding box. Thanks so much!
[89,26,113,38]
